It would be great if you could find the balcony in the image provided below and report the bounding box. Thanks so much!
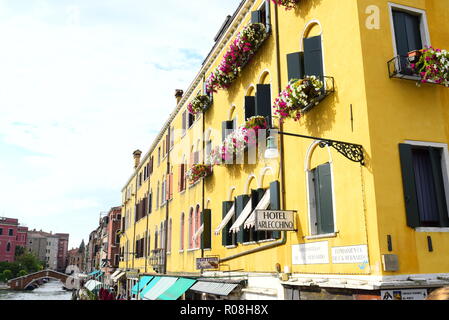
[388,48,449,87]
[149,248,165,273]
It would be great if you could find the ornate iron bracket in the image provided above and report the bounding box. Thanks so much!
[273,130,365,165]
[318,140,365,165]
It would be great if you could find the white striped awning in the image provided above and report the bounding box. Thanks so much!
[142,277,178,300]
[192,224,204,242]
[189,281,240,296]
[244,189,270,229]
[214,204,235,235]
[229,199,253,233]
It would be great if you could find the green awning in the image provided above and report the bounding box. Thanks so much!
[140,277,161,297]
[131,276,154,295]
[157,278,197,300]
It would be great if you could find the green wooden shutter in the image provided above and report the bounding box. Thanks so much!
[252,188,267,241]
[255,84,272,127]
[222,201,234,246]
[398,144,420,228]
[287,52,305,81]
[201,209,212,249]
[245,96,256,121]
[429,147,449,227]
[270,181,281,239]
[303,36,324,79]
[315,163,334,234]
[235,195,250,243]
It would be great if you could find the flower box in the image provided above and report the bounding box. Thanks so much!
[188,95,212,116]
[273,75,325,122]
[410,47,449,87]
[186,164,213,184]
[407,50,422,64]
[206,23,268,93]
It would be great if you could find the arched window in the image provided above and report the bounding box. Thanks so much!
[6,242,11,252]
[154,229,158,250]
[180,213,185,251]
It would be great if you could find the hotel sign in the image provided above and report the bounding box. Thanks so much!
[255,210,296,231]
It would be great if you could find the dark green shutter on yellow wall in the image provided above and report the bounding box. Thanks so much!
[312,163,334,235]
[201,209,211,250]
[287,52,305,81]
[222,201,235,246]
[255,84,272,127]
[270,181,281,239]
[235,195,250,244]
[245,96,256,121]
[399,144,421,228]
[303,35,324,79]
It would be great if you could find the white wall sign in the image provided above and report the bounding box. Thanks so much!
[292,241,329,265]
[331,245,369,264]
[381,289,428,300]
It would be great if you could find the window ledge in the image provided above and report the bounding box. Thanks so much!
[304,232,338,240]
[416,227,449,233]
[186,248,200,252]
[179,189,186,195]
[225,245,237,249]
[179,250,184,253]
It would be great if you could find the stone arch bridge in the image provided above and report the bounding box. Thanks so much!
[8,269,70,290]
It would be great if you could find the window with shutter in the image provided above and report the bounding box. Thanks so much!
[392,10,423,74]
[222,201,236,247]
[303,35,324,80]
[287,52,305,81]
[235,195,250,244]
[255,84,272,127]
[270,181,282,239]
[399,144,449,228]
[311,163,335,235]
[201,209,212,250]
[244,96,256,121]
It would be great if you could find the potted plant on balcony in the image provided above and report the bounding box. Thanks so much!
[410,46,449,87]
[271,0,300,10]
[273,75,324,122]
[206,23,267,93]
[186,164,213,184]
[187,95,212,115]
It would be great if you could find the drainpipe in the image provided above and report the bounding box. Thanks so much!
[219,1,286,265]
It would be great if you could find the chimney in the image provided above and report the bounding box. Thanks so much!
[175,89,183,105]
[133,150,142,169]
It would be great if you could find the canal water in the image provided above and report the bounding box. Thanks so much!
[0,280,72,300]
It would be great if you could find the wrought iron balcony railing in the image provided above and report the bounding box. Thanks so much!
[300,76,335,113]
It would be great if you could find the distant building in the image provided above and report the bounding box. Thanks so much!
[55,233,69,272]
[67,240,85,272]
[0,217,19,262]
[27,230,69,271]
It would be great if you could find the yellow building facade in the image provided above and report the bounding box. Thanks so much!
[118,0,449,300]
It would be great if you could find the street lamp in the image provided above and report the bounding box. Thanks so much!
[264,135,280,159]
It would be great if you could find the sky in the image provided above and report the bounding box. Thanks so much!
[0,0,241,249]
